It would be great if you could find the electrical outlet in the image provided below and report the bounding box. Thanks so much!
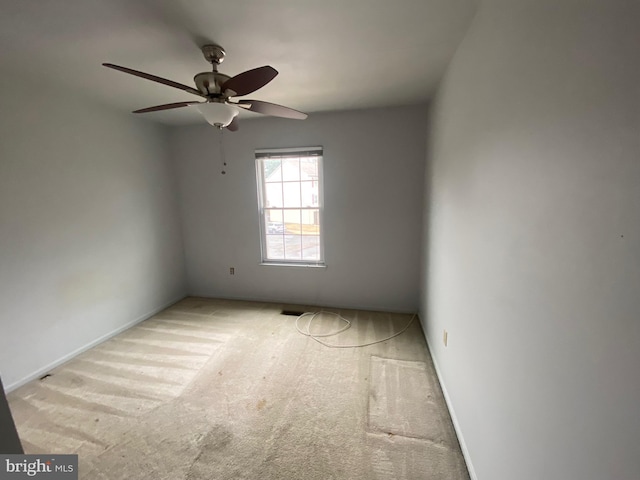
[229,267,235,275]
[443,329,448,347]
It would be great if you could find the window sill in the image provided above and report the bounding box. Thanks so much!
[259,262,326,268]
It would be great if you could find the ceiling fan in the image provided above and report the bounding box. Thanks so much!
[103,44,307,131]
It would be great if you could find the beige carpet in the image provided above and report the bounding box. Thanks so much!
[8,297,469,480]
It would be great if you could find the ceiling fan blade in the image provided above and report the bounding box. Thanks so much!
[237,100,307,120]
[103,63,205,98]
[133,101,202,114]
[227,117,240,132]
[221,66,278,97]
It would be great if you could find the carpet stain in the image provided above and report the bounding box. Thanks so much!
[204,425,233,450]
[256,398,267,411]
[185,426,235,479]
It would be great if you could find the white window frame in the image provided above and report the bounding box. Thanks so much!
[255,146,325,267]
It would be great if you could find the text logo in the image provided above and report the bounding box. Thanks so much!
[0,455,77,479]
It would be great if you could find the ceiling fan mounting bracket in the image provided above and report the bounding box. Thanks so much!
[201,44,225,66]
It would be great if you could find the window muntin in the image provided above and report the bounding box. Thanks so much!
[256,147,324,265]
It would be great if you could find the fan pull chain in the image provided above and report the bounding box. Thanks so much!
[218,127,227,175]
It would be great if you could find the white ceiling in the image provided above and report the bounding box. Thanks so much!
[0,0,475,125]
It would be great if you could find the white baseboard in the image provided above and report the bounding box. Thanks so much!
[4,295,186,393]
[421,320,479,480]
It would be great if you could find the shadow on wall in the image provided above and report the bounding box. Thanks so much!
[0,376,23,453]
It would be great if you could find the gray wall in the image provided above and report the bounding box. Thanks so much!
[0,77,187,390]
[421,1,640,479]
[172,106,427,312]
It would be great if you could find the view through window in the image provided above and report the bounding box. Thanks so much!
[256,147,324,265]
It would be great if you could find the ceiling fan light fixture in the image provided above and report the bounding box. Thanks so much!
[195,102,239,128]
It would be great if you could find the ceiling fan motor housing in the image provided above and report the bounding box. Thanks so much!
[194,71,231,96]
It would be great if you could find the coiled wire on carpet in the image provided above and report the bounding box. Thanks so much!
[295,311,416,348]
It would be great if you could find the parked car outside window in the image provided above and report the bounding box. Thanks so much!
[267,222,285,234]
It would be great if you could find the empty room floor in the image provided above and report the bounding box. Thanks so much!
[8,297,469,480]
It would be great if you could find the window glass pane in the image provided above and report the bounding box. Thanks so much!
[265,208,284,224]
[283,182,301,208]
[266,235,284,259]
[300,181,319,207]
[264,182,283,208]
[263,159,282,182]
[284,234,302,260]
[282,158,300,181]
[302,235,320,261]
[283,209,301,234]
[301,209,320,235]
[300,157,318,180]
